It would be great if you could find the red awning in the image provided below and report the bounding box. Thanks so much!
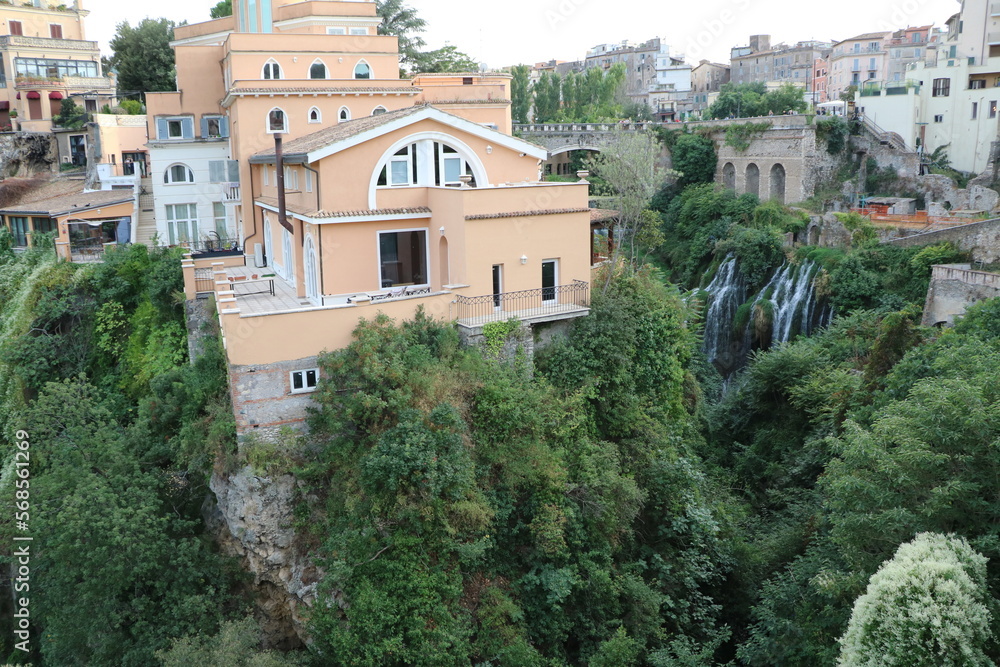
[0,101,9,111]
[48,91,63,100]
[25,91,40,100]
[15,93,20,100]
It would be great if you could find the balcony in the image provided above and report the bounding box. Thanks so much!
[14,75,112,91]
[455,281,590,329]
[0,35,99,52]
[223,182,241,202]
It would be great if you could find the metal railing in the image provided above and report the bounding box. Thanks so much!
[455,280,590,324]
[70,238,113,262]
[932,265,1000,289]
[194,268,216,294]
[860,114,908,151]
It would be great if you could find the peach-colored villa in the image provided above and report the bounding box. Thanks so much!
[158,0,592,435]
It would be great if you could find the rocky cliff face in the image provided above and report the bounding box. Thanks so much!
[205,467,321,649]
[0,132,55,177]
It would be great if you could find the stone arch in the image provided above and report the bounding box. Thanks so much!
[770,163,786,203]
[745,163,760,197]
[722,162,736,190]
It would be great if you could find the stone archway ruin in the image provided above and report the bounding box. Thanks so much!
[770,163,786,204]
[745,163,760,197]
[723,162,736,190]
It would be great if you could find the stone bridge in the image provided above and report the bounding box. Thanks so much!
[517,115,919,205]
[514,122,658,156]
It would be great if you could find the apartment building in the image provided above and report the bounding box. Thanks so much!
[730,35,832,97]
[0,0,114,132]
[584,38,692,110]
[160,0,592,435]
[860,1,1000,173]
[690,60,730,114]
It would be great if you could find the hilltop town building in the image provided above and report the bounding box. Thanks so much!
[156,0,592,435]
[0,0,115,132]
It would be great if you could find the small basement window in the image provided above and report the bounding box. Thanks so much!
[290,368,319,393]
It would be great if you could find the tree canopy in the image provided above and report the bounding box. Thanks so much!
[209,0,232,19]
[376,0,426,67]
[107,18,178,98]
[410,45,478,74]
[707,82,807,119]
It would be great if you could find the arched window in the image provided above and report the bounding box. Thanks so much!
[339,106,350,122]
[262,59,281,80]
[267,107,288,133]
[308,106,322,124]
[372,105,387,116]
[309,60,326,80]
[163,163,194,184]
[353,60,372,80]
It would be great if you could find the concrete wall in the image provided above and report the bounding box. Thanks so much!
[230,355,322,438]
[888,217,1000,263]
[922,264,1000,326]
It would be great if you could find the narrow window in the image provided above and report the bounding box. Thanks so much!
[9,21,22,36]
[49,24,62,39]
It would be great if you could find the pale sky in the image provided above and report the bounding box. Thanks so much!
[85,0,961,67]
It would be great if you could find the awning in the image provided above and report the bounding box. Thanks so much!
[48,91,63,100]
[15,93,20,100]
[0,101,10,110]
[25,91,40,100]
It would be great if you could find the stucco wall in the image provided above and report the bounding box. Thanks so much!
[888,217,1000,263]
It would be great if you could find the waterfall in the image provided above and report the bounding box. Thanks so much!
[703,257,832,376]
[702,256,747,370]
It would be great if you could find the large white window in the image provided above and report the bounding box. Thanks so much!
[378,229,428,288]
[376,141,475,188]
[165,203,198,245]
[282,228,293,281]
[262,59,281,80]
[163,163,194,184]
[213,202,228,239]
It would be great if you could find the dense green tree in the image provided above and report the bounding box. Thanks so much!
[158,617,308,666]
[410,44,478,74]
[510,65,531,124]
[108,18,178,97]
[209,0,232,18]
[671,133,717,187]
[707,82,806,119]
[532,71,561,123]
[53,99,87,129]
[376,0,426,67]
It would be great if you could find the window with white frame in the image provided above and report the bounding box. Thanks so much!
[308,106,321,123]
[213,202,227,239]
[282,228,293,280]
[289,368,319,393]
[263,166,269,186]
[339,106,350,121]
[202,115,228,138]
[350,27,367,35]
[284,166,299,190]
[376,140,475,188]
[309,60,326,79]
[165,203,198,245]
[267,108,288,133]
[262,59,281,80]
[377,145,416,187]
[163,163,194,184]
[372,105,387,116]
[378,229,428,287]
[353,61,372,79]
[326,27,346,35]
[305,169,313,193]
[157,116,194,140]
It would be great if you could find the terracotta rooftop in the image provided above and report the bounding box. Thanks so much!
[0,178,133,216]
[227,86,420,96]
[590,208,620,223]
[251,105,428,161]
[836,31,892,45]
[465,208,591,220]
[255,196,430,220]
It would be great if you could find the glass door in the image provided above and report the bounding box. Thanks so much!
[492,264,502,310]
[542,259,557,303]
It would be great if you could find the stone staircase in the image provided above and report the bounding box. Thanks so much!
[134,178,158,246]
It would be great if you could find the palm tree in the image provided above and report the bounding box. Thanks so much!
[376,0,426,67]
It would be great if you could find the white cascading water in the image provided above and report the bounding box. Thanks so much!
[702,256,746,366]
[703,257,833,375]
